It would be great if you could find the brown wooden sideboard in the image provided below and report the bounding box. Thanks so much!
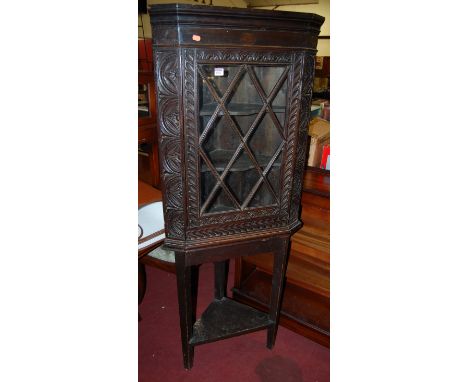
[233,167,330,347]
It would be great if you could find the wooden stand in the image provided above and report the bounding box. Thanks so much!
[174,235,290,370]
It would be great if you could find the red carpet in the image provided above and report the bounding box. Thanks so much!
[139,261,329,381]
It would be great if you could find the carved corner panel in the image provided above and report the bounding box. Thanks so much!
[155,48,186,240]
[289,51,315,225]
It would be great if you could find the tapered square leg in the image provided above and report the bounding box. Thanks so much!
[175,252,199,370]
[214,259,229,300]
[267,238,290,349]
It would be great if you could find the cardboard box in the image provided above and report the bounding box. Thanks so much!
[307,117,330,168]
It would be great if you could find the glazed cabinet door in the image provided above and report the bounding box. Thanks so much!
[183,49,312,235]
[197,61,288,214]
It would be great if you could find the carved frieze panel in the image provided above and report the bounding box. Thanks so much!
[155,48,186,240]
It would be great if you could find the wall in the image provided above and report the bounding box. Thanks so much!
[139,0,248,39]
[254,0,330,56]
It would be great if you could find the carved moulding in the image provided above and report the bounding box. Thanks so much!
[155,48,186,240]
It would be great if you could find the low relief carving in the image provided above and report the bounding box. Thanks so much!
[289,52,315,224]
[183,49,201,228]
[280,52,304,223]
[155,49,185,240]
[196,50,293,64]
[187,216,284,240]
[197,206,278,226]
[157,51,179,95]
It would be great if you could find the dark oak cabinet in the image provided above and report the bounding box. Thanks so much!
[149,3,324,369]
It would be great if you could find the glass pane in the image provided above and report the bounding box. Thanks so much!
[199,84,217,129]
[201,65,241,99]
[249,182,275,208]
[267,155,282,195]
[227,72,262,115]
[253,66,286,97]
[201,115,242,168]
[138,83,150,118]
[198,63,288,214]
[205,182,237,214]
[200,166,217,205]
[272,78,288,128]
[249,113,282,167]
[225,149,260,203]
[232,114,258,136]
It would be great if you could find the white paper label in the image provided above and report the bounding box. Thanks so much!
[214,68,224,76]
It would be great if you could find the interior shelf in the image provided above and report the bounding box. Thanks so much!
[200,149,280,172]
[200,103,286,116]
[189,297,272,346]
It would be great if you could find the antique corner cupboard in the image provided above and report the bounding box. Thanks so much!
[149,3,324,370]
